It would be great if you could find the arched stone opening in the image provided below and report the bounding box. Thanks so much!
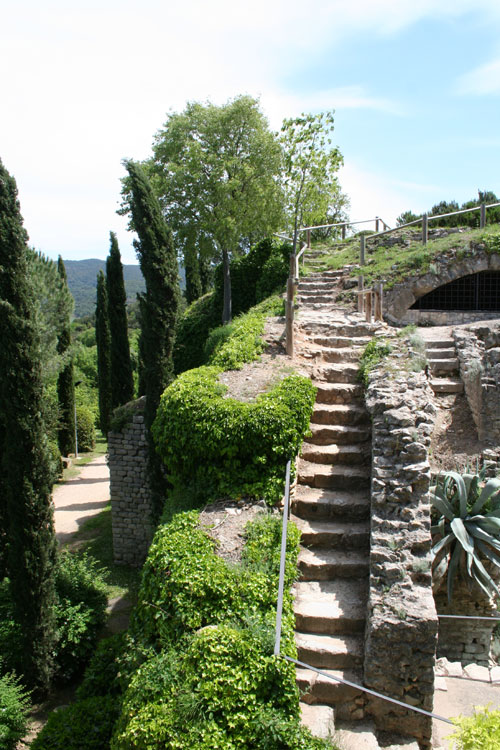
[410,270,500,312]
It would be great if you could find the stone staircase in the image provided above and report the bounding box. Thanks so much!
[292,264,420,749]
[425,338,463,395]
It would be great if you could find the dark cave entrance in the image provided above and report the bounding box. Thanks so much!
[410,271,500,311]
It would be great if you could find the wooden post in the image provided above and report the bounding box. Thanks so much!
[480,203,486,229]
[360,235,366,265]
[375,216,380,233]
[342,224,346,240]
[365,291,372,323]
[422,213,428,245]
[286,254,296,357]
[358,276,364,313]
[374,282,383,321]
[307,229,311,248]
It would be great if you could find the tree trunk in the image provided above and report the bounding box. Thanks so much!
[222,248,232,325]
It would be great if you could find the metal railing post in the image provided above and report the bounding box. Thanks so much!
[274,459,291,656]
[341,223,346,240]
[358,276,364,313]
[375,216,380,233]
[422,213,428,245]
[307,229,311,248]
[480,202,486,229]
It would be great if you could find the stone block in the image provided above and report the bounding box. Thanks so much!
[463,664,490,682]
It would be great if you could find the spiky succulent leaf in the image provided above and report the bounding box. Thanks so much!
[430,490,454,522]
[470,478,500,515]
[431,533,454,563]
[447,543,462,602]
[477,540,500,570]
[450,518,475,554]
[466,524,500,552]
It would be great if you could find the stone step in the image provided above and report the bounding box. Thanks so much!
[298,547,369,580]
[301,442,369,466]
[296,666,363,706]
[298,459,370,490]
[308,423,370,445]
[430,378,464,394]
[296,633,364,670]
[312,403,369,426]
[301,321,379,337]
[294,579,368,633]
[317,347,362,363]
[299,281,337,292]
[306,269,343,278]
[293,486,370,521]
[334,721,383,750]
[309,335,371,348]
[426,347,456,359]
[298,294,335,304]
[425,339,454,349]
[314,382,364,404]
[429,358,459,374]
[314,363,360,384]
[292,516,370,549]
[299,703,335,741]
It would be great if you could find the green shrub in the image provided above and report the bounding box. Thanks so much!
[431,468,500,601]
[53,550,108,681]
[208,310,265,370]
[76,633,125,700]
[76,406,96,452]
[0,670,31,750]
[48,440,64,483]
[358,338,392,387]
[152,368,316,504]
[447,705,500,749]
[256,246,290,302]
[0,581,22,677]
[173,292,219,374]
[30,695,119,750]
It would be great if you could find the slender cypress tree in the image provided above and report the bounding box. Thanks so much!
[0,158,57,690]
[56,256,76,456]
[95,271,112,435]
[106,232,134,408]
[123,160,180,519]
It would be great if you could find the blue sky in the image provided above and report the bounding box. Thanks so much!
[1,0,499,264]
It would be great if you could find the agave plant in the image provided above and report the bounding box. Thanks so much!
[430,468,500,602]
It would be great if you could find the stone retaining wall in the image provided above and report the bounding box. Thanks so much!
[364,355,438,747]
[108,398,154,566]
[453,323,500,444]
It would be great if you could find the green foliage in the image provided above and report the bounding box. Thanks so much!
[256,247,290,302]
[56,257,76,457]
[110,397,145,433]
[430,468,500,601]
[48,441,64,484]
[76,406,96,452]
[280,111,345,241]
[358,339,392,387]
[0,158,57,690]
[64,258,145,318]
[0,670,31,750]
[173,291,219,374]
[95,270,112,435]
[447,705,500,749]
[106,232,134,408]
[76,633,125,700]
[207,309,265,370]
[152,368,316,504]
[53,550,108,681]
[30,695,119,750]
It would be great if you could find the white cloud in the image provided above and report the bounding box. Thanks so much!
[456,58,500,95]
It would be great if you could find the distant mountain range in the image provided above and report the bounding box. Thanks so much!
[64,259,146,318]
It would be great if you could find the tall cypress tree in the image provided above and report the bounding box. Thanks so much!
[95,271,112,435]
[0,158,57,689]
[106,232,134,408]
[123,160,180,519]
[56,256,76,456]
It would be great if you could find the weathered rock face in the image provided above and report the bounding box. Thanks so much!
[453,324,500,444]
[383,246,500,325]
[108,398,154,566]
[364,360,438,747]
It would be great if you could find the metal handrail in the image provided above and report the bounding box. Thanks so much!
[273,463,454,727]
[438,614,500,621]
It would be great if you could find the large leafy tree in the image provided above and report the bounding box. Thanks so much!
[122,160,180,518]
[95,270,112,435]
[143,95,284,323]
[0,158,57,689]
[280,111,345,251]
[56,256,76,456]
[106,232,134,408]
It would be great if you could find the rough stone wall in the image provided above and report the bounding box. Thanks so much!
[453,324,500,444]
[383,246,500,324]
[108,401,154,566]
[364,361,438,747]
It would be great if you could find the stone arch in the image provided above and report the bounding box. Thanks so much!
[384,249,500,324]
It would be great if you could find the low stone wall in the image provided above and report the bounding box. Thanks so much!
[453,323,500,444]
[364,355,438,747]
[399,310,500,326]
[108,398,154,566]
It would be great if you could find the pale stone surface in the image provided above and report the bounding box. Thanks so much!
[53,455,110,543]
[434,676,448,691]
[463,663,491,682]
[299,703,334,740]
[490,666,500,684]
[446,661,464,678]
[334,721,380,750]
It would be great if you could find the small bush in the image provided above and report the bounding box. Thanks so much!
[447,705,500,749]
[53,550,108,681]
[0,670,31,750]
[152,368,316,504]
[31,695,119,750]
[76,406,96,452]
[208,310,265,370]
[358,338,392,387]
[256,246,290,302]
[0,581,22,677]
[173,292,219,374]
[48,440,64,482]
[76,633,125,700]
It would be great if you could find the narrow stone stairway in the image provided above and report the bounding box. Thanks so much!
[424,338,463,395]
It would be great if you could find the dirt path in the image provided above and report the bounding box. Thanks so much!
[52,455,110,544]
